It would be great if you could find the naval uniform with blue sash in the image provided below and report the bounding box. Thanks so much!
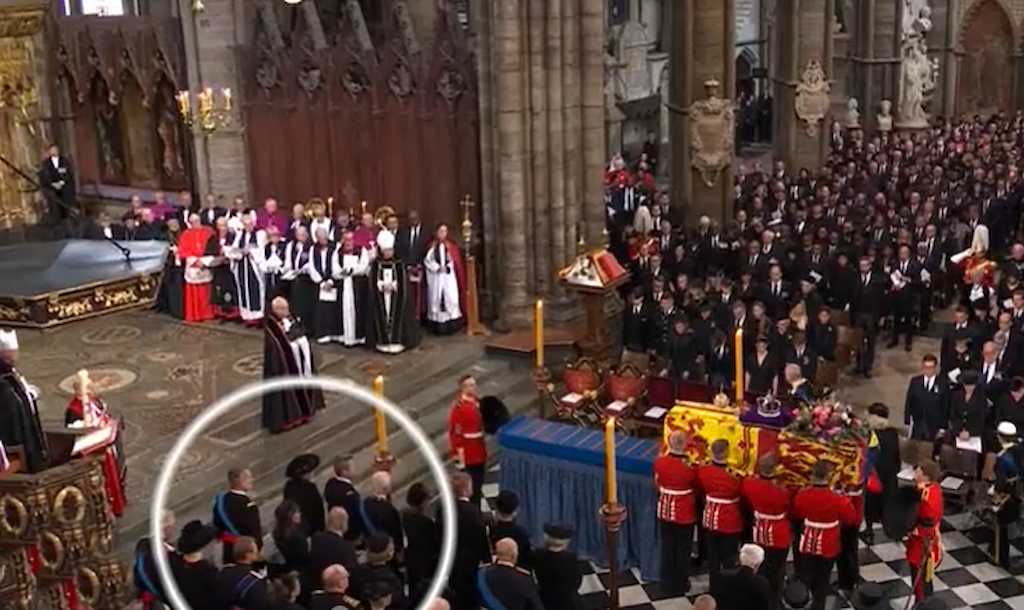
[213,489,263,565]
[477,560,545,610]
[360,494,405,556]
[215,563,272,610]
[133,538,179,610]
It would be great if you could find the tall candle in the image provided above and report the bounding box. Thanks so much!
[373,376,388,453]
[605,417,618,505]
[734,328,744,405]
[534,299,544,368]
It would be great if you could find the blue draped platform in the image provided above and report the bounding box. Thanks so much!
[497,416,662,581]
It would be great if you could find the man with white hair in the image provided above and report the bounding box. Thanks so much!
[478,538,545,609]
[0,329,48,473]
[309,506,358,590]
[368,227,421,353]
[361,471,404,559]
[133,510,179,608]
[309,564,360,610]
[710,543,773,609]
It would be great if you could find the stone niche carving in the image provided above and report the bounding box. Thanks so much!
[794,59,831,136]
[688,78,734,188]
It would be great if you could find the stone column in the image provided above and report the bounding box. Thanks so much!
[562,0,582,264]
[528,0,550,295]
[494,0,531,327]
[179,0,251,200]
[669,0,736,225]
[546,0,568,303]
[581,0,606,246]
[772,0,834,172]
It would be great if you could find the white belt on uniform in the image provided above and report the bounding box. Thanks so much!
[659,488,694,496]
[706,496,739,505]
[803,519,839,529]
[463,432,484,439]
[754,511,787,521]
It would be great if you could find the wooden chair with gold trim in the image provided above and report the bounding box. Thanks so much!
[605,362,647,434]
[553,357,604,427]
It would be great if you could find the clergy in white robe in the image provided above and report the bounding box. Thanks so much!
[228,215,266,325]
[259,225,288,303]
[335,233,370,347]
[423,223,466,335]
[309,229,342,344]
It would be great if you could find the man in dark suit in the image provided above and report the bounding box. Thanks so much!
[622,288,653,367]
[942,307,973,373]
[38,143,75,221]
[786,331,818,383]
[396,209,428,263]
[758,264,792,320]
[489,490,533,570]
[323,455,363,542]
[904,354,949,441]
[443,472,491,610]
[309,507,358,590]
[361,471,404,558]
[853,256,888,377]
[710,543,775,610]
[889,244,922,351]
[199,192,228,227]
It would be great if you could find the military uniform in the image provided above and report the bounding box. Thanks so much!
[309,590,363,610]
[448,394,486,504]
[906,483,943,601]
[212,489,262,565]
[836,488,864,590]
[793,484,858,610]
[534,546,584,610]
[695,461,743,582]
[654,450,698,594]
[478,561,545,610]
[740,473,792,597]
[214,564,272,610]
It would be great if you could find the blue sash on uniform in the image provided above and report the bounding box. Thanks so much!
[215,492,242,536]
[360,497,379,537]
[477,566,510,610]
[133,550,161,598]
[232,572,262,605]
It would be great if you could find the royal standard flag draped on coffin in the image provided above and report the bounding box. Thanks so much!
[664,402,865,488]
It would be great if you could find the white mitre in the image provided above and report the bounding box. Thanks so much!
[377,229,396,251]
[0,329,17,351]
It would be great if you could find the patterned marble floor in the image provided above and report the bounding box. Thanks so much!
[480,466,1024,610]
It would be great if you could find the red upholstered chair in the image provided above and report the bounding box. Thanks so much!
[676,380,711,403]
[555,358,604,424]
[605,363,647,421]
[646,376,675,409]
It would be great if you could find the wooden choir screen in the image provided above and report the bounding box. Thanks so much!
[239,4,479,231]
[54,16,190,193]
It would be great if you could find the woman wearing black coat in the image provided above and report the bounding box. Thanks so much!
[272,500,311,605]
[863,403,901,545]
[283,454,326,535]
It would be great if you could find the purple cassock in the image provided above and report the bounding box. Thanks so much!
[255,210,289,235]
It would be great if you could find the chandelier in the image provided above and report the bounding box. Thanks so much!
[176,87,233,134]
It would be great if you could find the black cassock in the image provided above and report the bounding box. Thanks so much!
[283,241,315,334]
[284,477,326,534]
[157,239,185,319]
[262,242,287,303]
[367,257,421,353]
[262,316,323,433]
[207,233,238,312]
[0,362,49,473]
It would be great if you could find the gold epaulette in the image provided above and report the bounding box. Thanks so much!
[343,594,361,607]
[516,566,531,575]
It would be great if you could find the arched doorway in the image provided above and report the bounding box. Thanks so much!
[958,0,1015,115]
[735,51,755,99]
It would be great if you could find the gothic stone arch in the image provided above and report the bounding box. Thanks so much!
[957,0,1017,115]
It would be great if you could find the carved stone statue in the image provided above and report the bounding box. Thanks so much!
[845,97,860,129]
[687,78,734,188]
[877,99,893,133]
[794,60,831,136]
[897,1,937,129]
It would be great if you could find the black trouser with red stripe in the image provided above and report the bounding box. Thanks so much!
[760,546,788,601]
[799,554,835,610]
[836,525,861,589]
[659,521,694,594]
[706,531,740,586]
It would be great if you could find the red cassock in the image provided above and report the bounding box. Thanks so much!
[448,397,486,466]
[906,483,943,567]
[177,225,216,322]
[793,486,858,559]
[742,475,793,549]
[654,453,698,525]
[65,397,126,517]
[695,464,743,534]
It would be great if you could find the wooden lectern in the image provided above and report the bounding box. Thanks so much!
[0,427,128,610]
[558,249,631,364]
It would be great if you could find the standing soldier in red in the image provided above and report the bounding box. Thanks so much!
[448,375,485,506]
[906,460,943,602]
[741,453,792,599]
[836,482,865,592]
[696,438,744,583]
[792,460,858,610]
[654,430,699,595]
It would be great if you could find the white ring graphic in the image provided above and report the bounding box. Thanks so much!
[149,375,457,610]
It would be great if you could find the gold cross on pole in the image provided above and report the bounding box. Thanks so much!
[460,194,474,247]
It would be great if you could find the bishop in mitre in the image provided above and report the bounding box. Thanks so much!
[368,230,421,354]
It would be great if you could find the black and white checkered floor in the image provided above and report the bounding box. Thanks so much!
[481,465,1024,610]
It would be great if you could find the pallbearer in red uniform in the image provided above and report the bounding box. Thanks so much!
[741,453,792,599]
[792,460,858,610]
[64,370,126,517]
[836,482,865,592]
[695,438,744,583]
[654,431,698,595]
[448,375,485,506]
[907,460,943,602]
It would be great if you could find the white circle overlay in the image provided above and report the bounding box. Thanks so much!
[149,375,457,610]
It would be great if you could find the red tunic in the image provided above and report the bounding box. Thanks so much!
[654,452,698,525]
[793,485,858,558]
[741,475,793,549]
[65,397,126,517]
[906,483,943,567]
[695,464,743,534]
[448,396,486,466]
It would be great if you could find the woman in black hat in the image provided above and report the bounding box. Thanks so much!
[284,453,325,534]
[533,523,584,610]
[172,520,220,610]
[864,403,901,545]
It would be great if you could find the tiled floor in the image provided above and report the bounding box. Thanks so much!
[481,464,1024,610]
